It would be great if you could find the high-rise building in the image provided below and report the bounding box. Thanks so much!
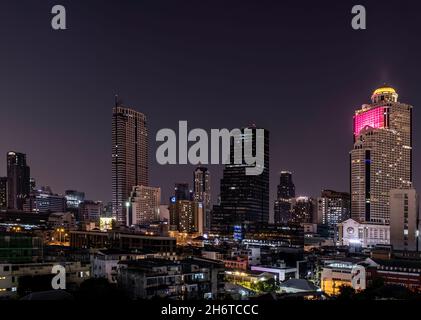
[390,189,419,251]
[193,166,211,231]
[65,190,86,210]
[316,190,350,227]
[0,177,7,209]
[7,152,30,210]
[277,171,295,199]
[291,197,315,224]
[350,85,412,224]
[126,185,161,226]
[169,199,202,233]
[23,186,66,214]
[112,98,148,226]
[211,126,269,233]
[274,171,295,224]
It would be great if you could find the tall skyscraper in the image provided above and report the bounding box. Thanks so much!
[193,166,211,231]
[274,171,295,224]
[0,177,7,209]
[126,185,161,226]
[7,152,30,210]
[112,98,148,226]
[212,126,269,233]
[277,171,295,199]
[350,85,412,224]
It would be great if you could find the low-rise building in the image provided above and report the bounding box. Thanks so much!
[338,218,390,248]
[0,261,90,298]
[365,257,421,291]
[117,257,224,299]
[90,249,170,284]
[320,258,367,295]
[69,230,176,255]
[251,264,296,282]
[224,257,248,271]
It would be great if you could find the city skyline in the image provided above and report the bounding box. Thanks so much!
[2,0,421,306]
[1,0,421,209]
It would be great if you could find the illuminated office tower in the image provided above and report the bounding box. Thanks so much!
[7,152,30,210]
[112,98,149,226]
[23,186,66,214]
[169,200,202,234]
[316,190,350,227]
[350,85,412,224]
[126,186,161,226]
[211,126,269,233]
[65,190,86,210]
[193,166,211,231]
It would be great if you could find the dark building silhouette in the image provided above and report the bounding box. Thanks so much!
[0,177,7,209]
[7,152,30,210]
[292,197,315,224]
[277,171,295,199]
[274,171,296,224]
[212,126,269,234]
[173,183,192,202]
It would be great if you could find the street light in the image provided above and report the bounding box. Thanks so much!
[56,228,66,243]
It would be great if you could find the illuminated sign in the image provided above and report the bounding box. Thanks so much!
[170,196,176,204]
[99,217,115,231]
[233,225,243,241]
[354,106,386,136]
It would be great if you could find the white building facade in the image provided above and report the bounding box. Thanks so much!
[339,218,390,248]
[126,186,161,226]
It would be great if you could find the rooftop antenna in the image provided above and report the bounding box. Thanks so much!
[114,94,121,108]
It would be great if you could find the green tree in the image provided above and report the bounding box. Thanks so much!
[336,285,356,300]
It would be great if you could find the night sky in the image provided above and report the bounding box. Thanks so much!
[1,0,420,219]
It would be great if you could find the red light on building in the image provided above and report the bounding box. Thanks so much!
[354,106,386,136]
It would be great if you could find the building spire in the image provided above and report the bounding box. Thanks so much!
[114,94,121,108]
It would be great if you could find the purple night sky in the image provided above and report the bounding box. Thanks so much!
[1,0,420,218]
